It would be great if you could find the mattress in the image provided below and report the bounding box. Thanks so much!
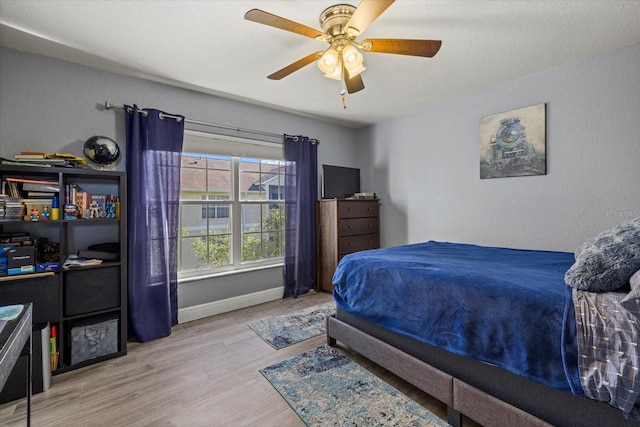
[332,241,579,391]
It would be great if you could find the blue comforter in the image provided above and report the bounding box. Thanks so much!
[333,241,582,391]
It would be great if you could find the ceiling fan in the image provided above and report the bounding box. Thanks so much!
[245,0,441,99]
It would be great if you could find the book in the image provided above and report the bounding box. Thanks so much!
[0,157,51,167]
[22,182,60,192]
[62,255,102,270]
[13,158,68,165]
[73,185,86,218]
[6,177,58,186]
[17,151,46,157]
[27,191,57,198]
[14,153,46,160]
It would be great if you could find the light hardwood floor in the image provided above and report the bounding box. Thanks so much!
[0,291,481,426]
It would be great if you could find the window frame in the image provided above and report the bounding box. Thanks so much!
[178,130,284,280]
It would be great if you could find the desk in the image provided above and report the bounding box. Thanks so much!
[0,303,33,426]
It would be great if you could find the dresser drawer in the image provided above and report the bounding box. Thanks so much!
[339,217,379,236]
[337,201,378,218]
[339,233,379,255]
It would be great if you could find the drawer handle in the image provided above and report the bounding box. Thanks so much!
[368,224,373,228]
[348,225,353,229]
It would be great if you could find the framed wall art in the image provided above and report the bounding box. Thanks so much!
[479,103,546,179]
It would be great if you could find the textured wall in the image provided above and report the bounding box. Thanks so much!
[359,42,640,252]
[0,47,358,311]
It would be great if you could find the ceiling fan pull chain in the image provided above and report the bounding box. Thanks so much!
[340,88,347,109]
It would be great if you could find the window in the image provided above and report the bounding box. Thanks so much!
[202,195,229,219]
[179,130,284,278]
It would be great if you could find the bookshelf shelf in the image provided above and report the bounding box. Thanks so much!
[0,164,127,379]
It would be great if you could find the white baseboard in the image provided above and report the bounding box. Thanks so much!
[178,286,284,323]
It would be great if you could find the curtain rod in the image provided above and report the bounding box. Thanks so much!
[103,101,284,141]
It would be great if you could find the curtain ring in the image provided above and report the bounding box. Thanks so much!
[126,106,148,117]
[159,112,183,123]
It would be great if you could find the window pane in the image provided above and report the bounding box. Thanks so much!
[239,158,284,201]
[240,202,284,262]
[181,204,207,237]
[241,204,261,233]
[242,231,262,262]
[239,158,262,200]
[207,157,232,198]
[180,201,232,271]
[181,154,231,201]
[180,236,203,270]
[181,155,207,200]
[181,235,232,269]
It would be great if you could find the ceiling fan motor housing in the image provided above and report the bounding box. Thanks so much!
[319,4,357,38]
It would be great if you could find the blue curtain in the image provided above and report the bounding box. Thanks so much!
[125,104,184,342]
[283,135,319,298]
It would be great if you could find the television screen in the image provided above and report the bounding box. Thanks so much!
[322,165,360,199]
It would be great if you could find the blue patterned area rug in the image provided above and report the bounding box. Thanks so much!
[248,302,336,349]
[261,345,449,426]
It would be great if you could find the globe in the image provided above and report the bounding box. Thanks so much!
[83,136,120,167]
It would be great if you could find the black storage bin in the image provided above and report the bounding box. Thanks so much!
[0,323,51,404]
[0,275,59,324]
[64,266,120,316]
[70,316,118,364]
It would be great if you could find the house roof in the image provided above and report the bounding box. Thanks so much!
[180,155,283,194]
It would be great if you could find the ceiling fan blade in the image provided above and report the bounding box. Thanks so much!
[245,9,325,40]
[361,38,442,57]
[267,52,323,80]
[345,69,365,94]
[346,0,395,36]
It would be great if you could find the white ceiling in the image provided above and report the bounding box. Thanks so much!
[1,0,640,128]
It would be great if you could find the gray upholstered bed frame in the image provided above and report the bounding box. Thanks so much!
[327,309,637,427]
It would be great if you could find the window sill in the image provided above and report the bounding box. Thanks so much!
[178,262,284,284]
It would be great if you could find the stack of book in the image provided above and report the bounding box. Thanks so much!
[11,152,68,166]
[2,177,59,199]
[0,196,23,221]
[0,152,88,168]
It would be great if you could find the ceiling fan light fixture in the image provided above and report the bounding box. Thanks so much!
[345,62,366,77]
[343,45,365,77]
[318,47,339,74]
[342,45,360,64]
[324,66,343,80]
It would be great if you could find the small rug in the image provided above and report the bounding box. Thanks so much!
[261,345,450,426]
[248,302,336,349]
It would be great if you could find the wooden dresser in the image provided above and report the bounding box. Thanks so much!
[317,199,380,292]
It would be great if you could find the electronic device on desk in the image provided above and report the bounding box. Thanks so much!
[353,192,376,200]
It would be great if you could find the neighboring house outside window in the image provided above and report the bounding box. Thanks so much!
[179,130,284,279]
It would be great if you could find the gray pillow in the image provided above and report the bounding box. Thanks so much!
[565,218,640,292]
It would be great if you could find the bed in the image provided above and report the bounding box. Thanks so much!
[326,238,640,427]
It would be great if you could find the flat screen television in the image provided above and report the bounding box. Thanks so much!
[322,164,360,199]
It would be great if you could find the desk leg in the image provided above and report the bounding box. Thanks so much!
[26,334,32,427]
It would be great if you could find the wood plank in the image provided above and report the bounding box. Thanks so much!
[0,291,480,426]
